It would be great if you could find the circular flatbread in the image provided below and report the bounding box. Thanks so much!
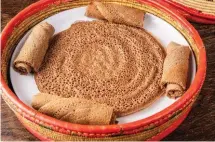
[35,21,166,116]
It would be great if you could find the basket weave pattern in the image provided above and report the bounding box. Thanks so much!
[172,0,215,15]
[163,0,215,24]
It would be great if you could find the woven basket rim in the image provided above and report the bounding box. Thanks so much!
[164,0,215,22]
[173,7,215,24]
[1,0,207,135]
[17,106,191,141]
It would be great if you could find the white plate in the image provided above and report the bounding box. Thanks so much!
[10,6,196,124]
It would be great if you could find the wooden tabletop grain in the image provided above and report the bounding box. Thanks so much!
[1,0,215,141]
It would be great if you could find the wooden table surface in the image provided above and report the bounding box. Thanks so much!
[1,0,215,141]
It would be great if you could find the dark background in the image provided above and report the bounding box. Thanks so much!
[1,0,215,141]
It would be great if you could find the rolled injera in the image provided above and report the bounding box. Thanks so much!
[32,93,116,125]
[85,2,104,20]
[85,1,145,28]
[13,22,55,75]
[161,42,190,99]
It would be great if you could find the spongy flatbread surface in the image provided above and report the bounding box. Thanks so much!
[35,21,165,116]
[161,42,190,98]
[95,1,144,28]
[85,1,144,28]
[85,2,104,20]
[14,22,55,74]
[32,93,115,125]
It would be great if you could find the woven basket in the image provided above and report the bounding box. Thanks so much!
[1,0,207,140]
[163,0,215,24]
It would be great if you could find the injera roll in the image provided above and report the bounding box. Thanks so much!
[35,21,166,116]
[85,2,104,20]
[85,1,145,28]
[161,42,190,99]
[13,22,55,75]
[32,93,116,125]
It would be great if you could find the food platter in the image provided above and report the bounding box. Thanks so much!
[10,6,196,124]
[1,0,206,141]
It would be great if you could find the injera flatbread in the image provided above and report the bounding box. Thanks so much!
[85,1,145,28]
[13,22,55,75]
[161,42,190,99]
[32,93,116,125]
[35,21,166,116]
[85,2,104,20]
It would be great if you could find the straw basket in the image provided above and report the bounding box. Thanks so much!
[163,0,215,24]
[1,0,207,140]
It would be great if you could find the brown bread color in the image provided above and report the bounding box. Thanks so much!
[32,93,116,125]
[161,42,190,99]
[35,21,166,116]
[85,2,104,20]
[85,1,145,28]
[13,22,55,75]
